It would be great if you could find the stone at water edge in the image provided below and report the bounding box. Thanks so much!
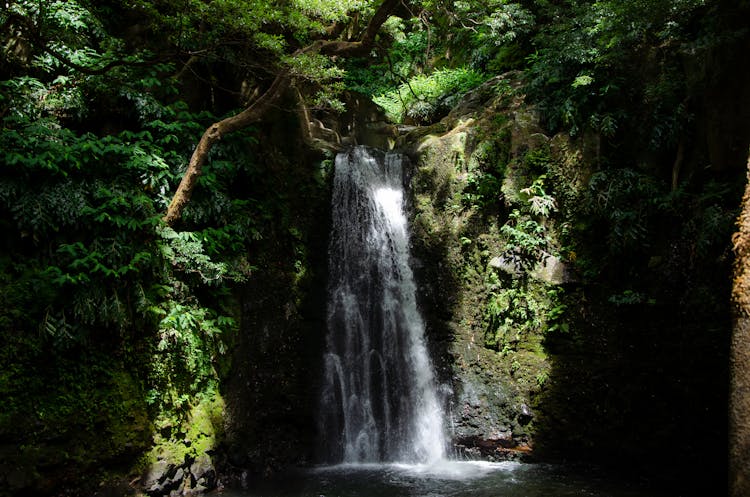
[184,483,208,496]
[143,460,177,495]
[170,467,185,487]
[189,453,216,488]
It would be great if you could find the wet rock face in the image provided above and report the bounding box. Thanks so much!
[218,106,333,476]
[452,372,513,442]
[401,72,580,460]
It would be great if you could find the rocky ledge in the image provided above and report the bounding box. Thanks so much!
[141,452,217,497]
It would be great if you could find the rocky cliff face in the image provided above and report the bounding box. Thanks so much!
[219,104,332,481]
[397,73,588,459]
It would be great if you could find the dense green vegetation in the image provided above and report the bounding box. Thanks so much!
[0,49,253,497]
[1,0,748,495]
[0,0,339,492]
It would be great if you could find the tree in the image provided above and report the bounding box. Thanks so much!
[731,150,750,497]
[1,0,402,225]
[161,0,402,225]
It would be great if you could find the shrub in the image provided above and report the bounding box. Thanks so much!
[373,67,487,123]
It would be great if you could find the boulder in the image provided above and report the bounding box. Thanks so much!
[143,460,174,495]
[184,483,208,496]
[531,255,575,285]
[489,255,523,277]
[170,467,185,487]
[189,453,216,489]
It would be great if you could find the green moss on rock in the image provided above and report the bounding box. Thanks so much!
[142,393,225,469]
[406,72,570,458]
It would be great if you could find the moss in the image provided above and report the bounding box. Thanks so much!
[0,340,156,495]
[407,72,564,452]
[142,393,225,468]
[103,371,153,452]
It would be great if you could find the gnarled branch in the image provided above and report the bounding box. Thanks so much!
[162,72,292,226]
[162,0,400,225]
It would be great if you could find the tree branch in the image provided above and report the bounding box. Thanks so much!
[162,0,401,225]
[162,72,292,226]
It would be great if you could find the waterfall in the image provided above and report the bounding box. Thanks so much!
[318,146,446,465]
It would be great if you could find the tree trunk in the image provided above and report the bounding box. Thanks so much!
[730,149,750,497]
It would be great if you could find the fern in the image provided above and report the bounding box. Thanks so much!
[373,67,487,123]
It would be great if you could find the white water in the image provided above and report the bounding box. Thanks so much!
[224,461,663,497]
[315,460,522,480]
[318,146,447,464]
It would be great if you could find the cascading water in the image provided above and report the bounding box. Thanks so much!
[318,145,446,464]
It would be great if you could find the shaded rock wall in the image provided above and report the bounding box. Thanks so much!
[220,103,331,480]
[401,74,576,459]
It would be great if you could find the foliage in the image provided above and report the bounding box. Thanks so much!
[457,1,537,70]
[146,298,233,411]
[478,149,563,351]
[484,278,546,352]
[344,18,430,97]
[373,67,487,123]
[0,0,278,478]
[157,226,247,285]
[0,4,339,487]
[521,174,557,217]
[499,210,548,268]
[293,0,368,22]
[499,172,557,270]
[462,144,507,208]
[522,0,722,140]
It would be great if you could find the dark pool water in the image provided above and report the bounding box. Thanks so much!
[219,461,668,497]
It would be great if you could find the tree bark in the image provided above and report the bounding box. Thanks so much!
[730,149,750,497]
[162,73,291,225]
[162,0,400,225]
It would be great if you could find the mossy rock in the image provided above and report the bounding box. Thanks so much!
[404,71,565,457]
[143,393,225,469]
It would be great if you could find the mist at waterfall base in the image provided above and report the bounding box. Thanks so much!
[222,461,666,497]
[225,147,666,497]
